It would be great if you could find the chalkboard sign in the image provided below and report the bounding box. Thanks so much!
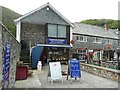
[3,43,10,88]
[69,58,81,78]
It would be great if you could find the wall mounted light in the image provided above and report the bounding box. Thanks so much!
[47,7,49,11]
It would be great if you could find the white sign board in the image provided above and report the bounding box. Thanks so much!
[88,50,93,52]
[49,62,62,80]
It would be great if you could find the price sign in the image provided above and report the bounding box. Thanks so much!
[69,58,81,78]
[49,62,62,80]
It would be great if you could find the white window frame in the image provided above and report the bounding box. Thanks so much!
[105,39,113,44]
[79,36,87,42]
[74,35,79,40]
[74,35,87,42]
[93,37,102,43]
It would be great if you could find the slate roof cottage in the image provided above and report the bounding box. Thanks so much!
[72,22,119,62]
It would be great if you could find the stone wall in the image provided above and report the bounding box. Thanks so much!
[92,60,118,70]
[0,23,20,88]
[0,23,3,90]
[74,35,118,50]
[80,63,120,81]
[21,22,45,48]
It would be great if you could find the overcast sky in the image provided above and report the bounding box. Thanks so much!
[0,0,119,22]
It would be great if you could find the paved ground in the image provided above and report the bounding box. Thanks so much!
[14,64,118,88]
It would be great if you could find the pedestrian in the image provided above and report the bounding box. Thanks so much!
[85,53,88,63]
[40,54,46,66]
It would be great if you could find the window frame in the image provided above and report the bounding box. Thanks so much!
[105,39,113,44]
[74,35,87,42]
[93,37,102,43]
[47,24,66,38]
[79,36,87,42]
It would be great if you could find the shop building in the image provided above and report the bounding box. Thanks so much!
[14,3,74,68]
[72,22,119,62]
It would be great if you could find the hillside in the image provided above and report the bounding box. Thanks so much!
[80,19,118,29]
[0,6,21,36]
[0,6,119,37]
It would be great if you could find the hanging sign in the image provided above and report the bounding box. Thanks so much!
[69,58,81,78]
[3,43,10,88]
[49,62,62,80]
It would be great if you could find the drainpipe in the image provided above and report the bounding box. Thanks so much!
[29,40,32,68]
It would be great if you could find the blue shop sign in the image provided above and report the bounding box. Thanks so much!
[69,58,81,78]
[3,43,10,88]
[47,38,67,44]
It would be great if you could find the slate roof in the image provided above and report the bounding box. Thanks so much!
[72,22,119,39]
[14,2,74,28]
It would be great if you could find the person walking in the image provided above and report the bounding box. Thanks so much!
[40,54,46,66]
[85,53,88,63]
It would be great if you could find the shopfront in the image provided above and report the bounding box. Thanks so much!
[35,44,72,65]
[72,48,87,60]
[43,23,72,64]
[15,3,74,68]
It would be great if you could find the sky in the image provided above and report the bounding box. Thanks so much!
[0,0,119,22]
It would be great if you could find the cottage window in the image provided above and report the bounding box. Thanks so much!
[80,36,87,42]
[105,39,113,44]
[93,37,102,43]
[76,36,79,40]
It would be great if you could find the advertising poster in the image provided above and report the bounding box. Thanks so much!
[70,58,81,78]
[49,62,62,80]
[3,43,10,88]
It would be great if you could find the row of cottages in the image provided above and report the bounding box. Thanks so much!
[14,3,74,69]
[72,22,119,62]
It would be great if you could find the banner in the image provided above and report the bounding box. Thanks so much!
[69,58,81,78]
[3,43,10,88]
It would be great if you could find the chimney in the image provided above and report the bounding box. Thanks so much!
[104,23,109,30]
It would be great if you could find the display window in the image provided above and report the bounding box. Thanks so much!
[47,48,69,64]
[77,48,87,60]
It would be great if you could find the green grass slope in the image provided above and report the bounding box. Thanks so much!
[80,19,118,29]
[0,6,21,36]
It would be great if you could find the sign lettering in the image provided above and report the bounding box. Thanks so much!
[69,58,81,78]
[47,38,67,44]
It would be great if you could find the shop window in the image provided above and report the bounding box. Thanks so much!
[48,24,66,38]
[93,37,102,43]
[48,24,57,37]
[58,25,66,38]
[78,49,87,60]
